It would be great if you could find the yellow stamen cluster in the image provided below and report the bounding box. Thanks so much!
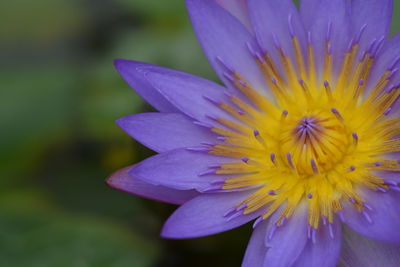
[208,35,399,228]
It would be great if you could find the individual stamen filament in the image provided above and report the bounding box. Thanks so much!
[276,42,298,84]
[337,43,359,93]
[324,81,333,101]
[323,41,333,82]
[363,70,392,105]
[310,158,319,174]
[291,34,307,78]
[232,74,276,112]
[298,79,313,102]
[352,133,358,146]
[212,116,251,134]
[253,130,268,149]
[307,34,317,86]
[331,108,344,122]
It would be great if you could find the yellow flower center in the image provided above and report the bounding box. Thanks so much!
[279,111,349,175]
[204,35,400,229]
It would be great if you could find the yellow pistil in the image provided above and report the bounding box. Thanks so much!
[209,39,399,229]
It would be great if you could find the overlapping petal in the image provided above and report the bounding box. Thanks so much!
[242,221,269,267]
[129,148,230,192]
[365,33,400,101]
[186,0,271,98]
[263,202,309,267]
[248,0,307,75]
[107,166,198,205]
[343,189,400,244]
[114,60,178,112]
[340,227,400,267]
[214,0,251,30]
[142,64,244,124]
[293,218,342,267]
[300,0,351,78]
[161,190,261,239]
[351,0,393,49]
[116,113,216,153]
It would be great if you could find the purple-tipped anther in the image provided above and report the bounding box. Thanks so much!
[328,223,335,239]
[241,157,249,164]
[270,153,276,165]
[223,207,237,217]
[253,130,260,137]
[280,216,287,227]
[355,24,367,43]
[246,42,257,57]
[331,108,344,121]
[384,107,392,116]
[350,166,356,172]
[223,72,235,83]
[186,146,211,152]
[327,43,332,55]
[272,33,282,50]
[307,193,313,199]
[238,80,247,87]
[362,211,373,224]
[337,211,345,222]
[385,180,398,186]
[286,153,295,169]
[210,179,225,185]
[252,217,263,229]
[198,169,216,176]
[372,36,385,57]
[352,133,358,145]
[202,185,222,193]
[268,190,276,196]
[226,210,243,222]
[311,228,317,244]
[268,224,278,241]
[193,121,213,129]
[390,55,400,71]
[203,95,221,106]
[288,14,295,37]
[326,21,333,40]
[216,56,234,73]
[388,68,399,81]
[377,187,387,193]
[310,158,319,174]
[363,203,373,211]
[347,38,354,52]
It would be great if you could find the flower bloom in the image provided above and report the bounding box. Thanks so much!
[108,0,400,266]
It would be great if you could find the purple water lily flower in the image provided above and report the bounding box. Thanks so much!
[108,0,400,266]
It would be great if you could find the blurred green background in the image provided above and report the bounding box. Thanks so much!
[0,1,399,266]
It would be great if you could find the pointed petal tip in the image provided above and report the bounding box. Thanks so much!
[113,59,149,73]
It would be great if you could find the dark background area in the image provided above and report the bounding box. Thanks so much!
[1,0,399,266]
